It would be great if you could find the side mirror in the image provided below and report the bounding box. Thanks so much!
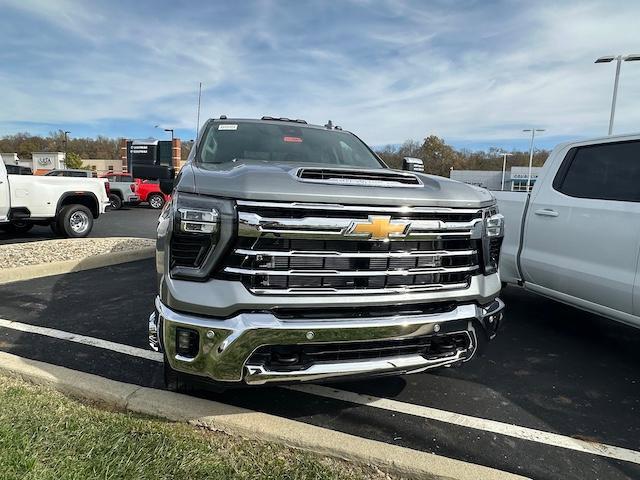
[402,157,424,172]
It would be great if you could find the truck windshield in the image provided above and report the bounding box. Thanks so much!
[198,122,384,168]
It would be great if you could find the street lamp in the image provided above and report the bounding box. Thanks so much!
[497,151,513,191]
[154,125,174,140]
[63,131,70,166]
[522,128,545,192]
[595,54,640,135]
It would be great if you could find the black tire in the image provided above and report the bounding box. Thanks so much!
[108,193,123,210]
[8,220,33,233]
[50,221,61,236]
[148,193,165,210]
[163,354,194,394]
[57,204,93,238]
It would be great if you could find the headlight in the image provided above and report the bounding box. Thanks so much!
[482,207,504,275]
[169,192,235,280]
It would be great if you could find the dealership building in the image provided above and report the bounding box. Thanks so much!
[1,137,184,176]
[450,166,542,191]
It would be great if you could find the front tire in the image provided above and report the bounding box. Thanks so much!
[58,204,93,238]
[108,194,123,210]
[7,221,33,234]
[148,193,165,209]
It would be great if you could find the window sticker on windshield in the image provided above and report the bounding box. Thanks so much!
[218,124,238,130]
[283,136,303,143]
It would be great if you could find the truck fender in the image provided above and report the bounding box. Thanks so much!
[56,192,100,219]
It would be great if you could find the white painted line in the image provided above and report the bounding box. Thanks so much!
[0,318,163,362]
[287,384,640,466]
[1,316,638,466]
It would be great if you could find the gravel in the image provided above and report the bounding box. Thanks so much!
[0,237,155,269]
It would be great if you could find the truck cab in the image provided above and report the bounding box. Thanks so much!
[495,133,640,329]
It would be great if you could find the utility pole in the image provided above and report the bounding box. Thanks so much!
[498,152,513,191]
[63,130,70,167]
[595,54,640,135]
[522,129,545,192]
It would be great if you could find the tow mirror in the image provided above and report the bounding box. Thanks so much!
[402,157,425,172]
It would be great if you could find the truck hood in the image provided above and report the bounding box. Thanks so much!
[179,161,495,208]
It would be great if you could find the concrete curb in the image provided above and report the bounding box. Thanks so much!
[0,246,155,285]
[0,351,528,480]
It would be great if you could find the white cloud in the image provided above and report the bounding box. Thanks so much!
[1,0,639,146]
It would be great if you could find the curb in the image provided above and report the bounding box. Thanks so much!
[0,351,528,480]
[0,246,155,285]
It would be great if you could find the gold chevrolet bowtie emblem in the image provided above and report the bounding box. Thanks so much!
[347,216,409,240]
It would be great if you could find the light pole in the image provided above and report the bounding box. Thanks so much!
[498,151,513,191]
[154,125,174,140]
[595,54,640,135]
[63,130,70,166]
[523,129,545,192]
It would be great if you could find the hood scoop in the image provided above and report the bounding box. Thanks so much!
[295,167,422,188]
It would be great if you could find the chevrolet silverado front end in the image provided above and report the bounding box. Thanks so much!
[146,117,505,391]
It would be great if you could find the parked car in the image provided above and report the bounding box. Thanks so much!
[45,169,97,178]
[135,179,170,209]
[136,116,505,392]
[100,173,140,210]
[0,161,110,237]
[4,164,32,175]
[495,133,640,329]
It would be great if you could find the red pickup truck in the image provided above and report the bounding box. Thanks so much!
[134,179,170,209]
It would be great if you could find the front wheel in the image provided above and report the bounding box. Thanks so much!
[8,220,33,234]
[148,193,165,210]
[57,204,94,238]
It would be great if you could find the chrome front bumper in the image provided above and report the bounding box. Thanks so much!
[151,296,504,385]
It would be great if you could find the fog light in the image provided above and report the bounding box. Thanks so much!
[175,328,199,357]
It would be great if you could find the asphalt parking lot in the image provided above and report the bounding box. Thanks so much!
[0,259,638,480]
[0,208,638,479]
[0,206,161,245]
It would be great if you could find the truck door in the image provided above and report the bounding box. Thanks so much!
[520,139,640,321]
[0,162,10,222]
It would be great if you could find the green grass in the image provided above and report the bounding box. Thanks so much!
[0,374,391,480]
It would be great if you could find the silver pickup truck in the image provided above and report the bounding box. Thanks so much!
[495,133,640,329]
[139,117,505,391]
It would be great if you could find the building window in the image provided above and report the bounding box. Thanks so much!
[91,165,97,171]
[108,165,114,172]
[512,180,535,192]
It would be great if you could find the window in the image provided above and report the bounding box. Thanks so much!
[554,141,640,202]
[198,121,383,169]
[108,165,114,172]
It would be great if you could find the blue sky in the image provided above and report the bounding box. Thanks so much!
[2,0,640,152]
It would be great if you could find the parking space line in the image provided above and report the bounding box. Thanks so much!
[0,318,163,362]
[287,384,640,465]
[2,316,638,466]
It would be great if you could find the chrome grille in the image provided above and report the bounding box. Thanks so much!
[224,201,484,295]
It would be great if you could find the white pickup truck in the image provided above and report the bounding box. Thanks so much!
[495,133,640,329]
[0,161,111,237]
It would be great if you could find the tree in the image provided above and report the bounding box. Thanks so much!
[419,135,461,176]
[64,152,85,169]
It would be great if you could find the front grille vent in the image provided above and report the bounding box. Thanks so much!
[221,200,483,295]
[296,168,421,187]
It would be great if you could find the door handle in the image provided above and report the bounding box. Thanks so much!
[534,208,559,217]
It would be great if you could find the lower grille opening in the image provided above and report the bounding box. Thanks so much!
[273,302,457,320]
[247,333,471,372]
